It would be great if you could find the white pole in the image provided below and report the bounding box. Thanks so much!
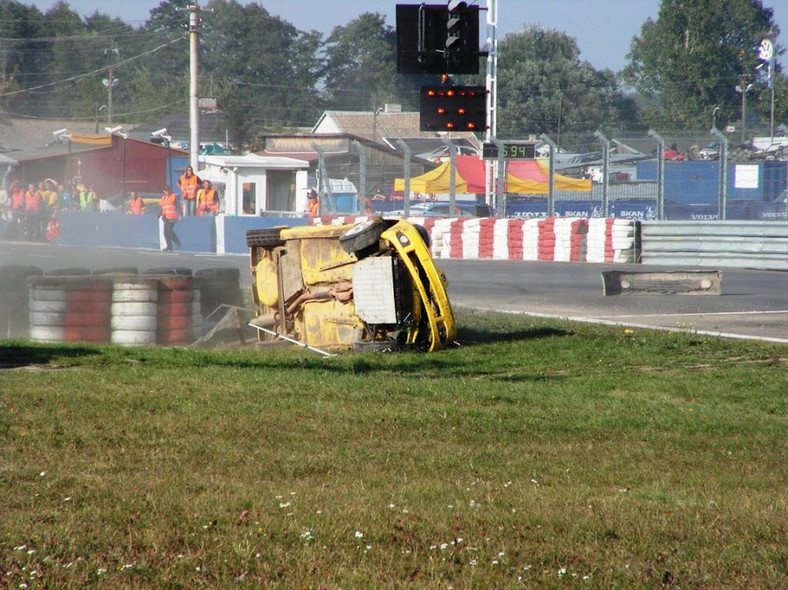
[189,4,200,171]
[484,0,498,208]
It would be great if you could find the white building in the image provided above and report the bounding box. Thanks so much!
[197,154,310,216]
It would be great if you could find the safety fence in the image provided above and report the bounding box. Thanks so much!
[640,220,788,271]
[312,215,639,264]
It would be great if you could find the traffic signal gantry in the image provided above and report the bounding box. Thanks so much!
[396,2,487,132]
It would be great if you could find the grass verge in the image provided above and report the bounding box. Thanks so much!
[1,309,786,588]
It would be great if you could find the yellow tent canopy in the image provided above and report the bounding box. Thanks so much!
[394,155,591,194]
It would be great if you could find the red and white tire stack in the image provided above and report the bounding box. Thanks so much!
[314,215,638,264]
[29,277,112,344]
[587,218,638,263]
[110,277,159,346]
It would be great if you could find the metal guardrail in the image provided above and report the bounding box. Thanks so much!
[640,220,788,270]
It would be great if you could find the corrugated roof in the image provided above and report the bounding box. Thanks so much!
[312,110,481,147]
[0,118,98,153]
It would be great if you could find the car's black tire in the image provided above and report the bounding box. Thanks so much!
[339,218,387,255]
[246,228,285,248]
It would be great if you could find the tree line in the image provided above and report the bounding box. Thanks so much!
[0,0,784,151]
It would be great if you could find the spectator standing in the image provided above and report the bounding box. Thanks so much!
[24,183,45,240]
[128,191,145,214]
[306,188,320,218]
[178,165,201,216]
[157,185,181,251]
[59,184,73,211]
[9,181,25,227]
[77,184,94,211]
[195,179,219,216]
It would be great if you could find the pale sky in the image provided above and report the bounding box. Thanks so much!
[29,0,788,72]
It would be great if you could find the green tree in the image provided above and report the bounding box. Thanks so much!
[621,0,780,132]
[0,1,47,115]
[496,25,637,147]
[193,0,322,149]
[321,13,412,112]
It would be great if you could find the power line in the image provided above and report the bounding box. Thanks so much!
[0,36,185,98]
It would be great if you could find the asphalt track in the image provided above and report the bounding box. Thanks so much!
[2,240,787,344]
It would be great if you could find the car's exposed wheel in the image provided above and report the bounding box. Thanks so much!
[246,228,285,248]
[339,218,387,255]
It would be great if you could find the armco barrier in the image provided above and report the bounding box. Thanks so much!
[640,220,788,270]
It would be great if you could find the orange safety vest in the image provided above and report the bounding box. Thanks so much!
[179,173,200,200]
[10,188,25,210]
[160,192,179,220]
[307,197,319,218]
[25,190,42,212]
[129,196,144,214]
[196,188,218,215]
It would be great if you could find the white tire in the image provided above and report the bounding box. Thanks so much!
[111,314,157,331]
[29,311,65,326]
[30,324,65,342]
[29,299,68,313]
[110,301,158,317]
[112,286,159,303]
[111,329,157,346]
[30,288,68,302]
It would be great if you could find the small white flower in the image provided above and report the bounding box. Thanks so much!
[469,559,477,566]
[440,543,448,550]
[39,471,46,477]
[14,545,27,551]
[558,567,567,577]
[279,502,291,508]
[97,568,107,576]
[354,531,364,538]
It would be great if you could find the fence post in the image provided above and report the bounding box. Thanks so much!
[647,129,665,220]
[352,140,366,215]
[539,133,557,217]
[710,127,728,220]
[396,139,412,216]
[593,130,610,217]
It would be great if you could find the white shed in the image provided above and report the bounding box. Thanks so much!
[197,154,310,216]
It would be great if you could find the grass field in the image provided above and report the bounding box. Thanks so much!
[1,310,786,588]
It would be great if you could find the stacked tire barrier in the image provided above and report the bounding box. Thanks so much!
[156,275,200,346]
[313,215,639,263]
[0,265,43,339]
[111,277,159,346]
[0,266,245,346]
[29,276,113,343]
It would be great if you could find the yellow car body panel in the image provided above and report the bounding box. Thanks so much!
[248,219,456,352]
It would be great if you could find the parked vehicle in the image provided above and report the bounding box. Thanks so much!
[247,217,456,352]
[698,142,720,160]
[387,202,477,218]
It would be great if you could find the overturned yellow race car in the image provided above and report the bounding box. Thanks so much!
[247,217,456,352]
